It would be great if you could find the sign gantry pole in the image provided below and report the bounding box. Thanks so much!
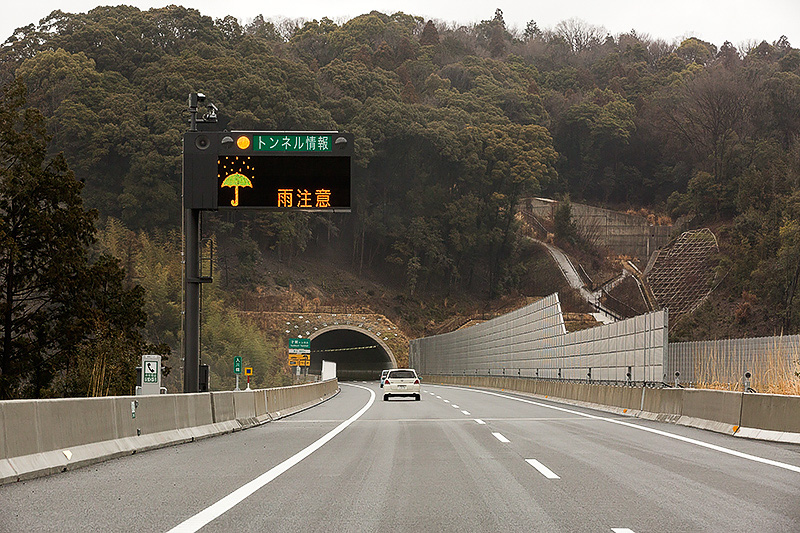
[184,206,201,393]
[183,92,216,393]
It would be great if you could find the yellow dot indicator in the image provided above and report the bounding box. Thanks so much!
[236,136,251,150]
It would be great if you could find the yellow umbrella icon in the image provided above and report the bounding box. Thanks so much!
[221,173,253,206]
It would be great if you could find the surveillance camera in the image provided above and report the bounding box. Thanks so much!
[202,103,218,122]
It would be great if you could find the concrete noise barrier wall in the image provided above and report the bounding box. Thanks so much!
[425,375,800,444]
[0,379,339,484]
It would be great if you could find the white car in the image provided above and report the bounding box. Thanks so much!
[383,369,421,401]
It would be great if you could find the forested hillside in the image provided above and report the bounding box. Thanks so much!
[1,6,799,396]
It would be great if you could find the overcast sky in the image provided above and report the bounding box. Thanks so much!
[4,1,799,50]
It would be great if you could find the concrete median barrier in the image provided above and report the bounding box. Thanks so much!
[740,392,800,441]
[0,379,339,484]
[267,379,339,419]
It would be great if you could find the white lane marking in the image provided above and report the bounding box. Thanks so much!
[492,432,510,443]
[452,404,460,408]
[443,400,450,403]
[611,529,636,533]
[475,419,486,425]
[436,385,800,474]
[167,384,375,532]
[461,410,471,415]
[435,396,442,399]
[526,458,560,479]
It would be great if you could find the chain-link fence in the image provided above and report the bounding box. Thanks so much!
[666,335,800,393]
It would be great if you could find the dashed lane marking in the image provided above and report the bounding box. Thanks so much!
[525,459,560,479]
[436,385,800,475]
[492,432,510,443]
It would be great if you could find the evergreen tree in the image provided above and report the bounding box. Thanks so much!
[0,78,145,398]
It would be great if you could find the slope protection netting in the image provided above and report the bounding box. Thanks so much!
[646,228,718,325]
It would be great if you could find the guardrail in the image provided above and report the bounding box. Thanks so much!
[0,379,338,484]
[424,375,800,444]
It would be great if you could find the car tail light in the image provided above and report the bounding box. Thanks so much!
[414,379,420,384]
[385,379,390,385]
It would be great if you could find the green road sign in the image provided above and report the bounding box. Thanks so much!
[143,360,159,383]
[289,338,311,354]
[234,355,242,375]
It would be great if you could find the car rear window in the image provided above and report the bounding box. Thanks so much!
[388,370,416,379]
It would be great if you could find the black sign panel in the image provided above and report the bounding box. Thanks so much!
[217,155,350,210]
[183,131,353,211]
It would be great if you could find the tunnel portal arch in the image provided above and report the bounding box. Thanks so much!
[309,326,397,380]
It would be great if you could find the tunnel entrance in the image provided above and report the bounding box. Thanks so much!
[309,326,396,381]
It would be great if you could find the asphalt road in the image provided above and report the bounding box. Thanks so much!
[1,382,799,532]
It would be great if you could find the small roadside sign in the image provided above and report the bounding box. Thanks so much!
[288,354,310,367]
[244,367,253,376]
[143,360,158,383]
[234,356,242,374]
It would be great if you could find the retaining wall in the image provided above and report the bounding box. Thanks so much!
[521,198,676,258]
[0,379,338,484]
[424,375,800,443]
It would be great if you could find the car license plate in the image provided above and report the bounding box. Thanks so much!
[398,384,406,389]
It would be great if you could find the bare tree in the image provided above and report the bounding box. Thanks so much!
[555,17,606,53]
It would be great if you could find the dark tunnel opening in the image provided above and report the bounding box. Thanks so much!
[310,328,395,381]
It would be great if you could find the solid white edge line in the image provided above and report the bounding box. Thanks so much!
[435,385,800,474]
[525,458,560,479]
[475,419,486,425]
[492,432,510,443]
[166,384,375,532]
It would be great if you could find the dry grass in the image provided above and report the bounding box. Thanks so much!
[693,339,800,395]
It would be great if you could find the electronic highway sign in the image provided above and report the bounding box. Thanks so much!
[184,131,353,212]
